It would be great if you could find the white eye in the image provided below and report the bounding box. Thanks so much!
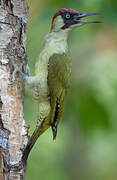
[66,13,70,19]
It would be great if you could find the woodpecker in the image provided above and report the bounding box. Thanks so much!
[11,8,101,160]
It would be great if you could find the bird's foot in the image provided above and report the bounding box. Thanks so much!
[24,64,30,77]
[11,65,21,84]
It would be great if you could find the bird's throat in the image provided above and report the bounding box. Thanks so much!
[44,31,69,54]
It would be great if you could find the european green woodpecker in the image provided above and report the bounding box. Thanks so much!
[11,8,101,160]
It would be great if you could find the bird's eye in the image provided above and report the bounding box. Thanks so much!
[66,13,70,19]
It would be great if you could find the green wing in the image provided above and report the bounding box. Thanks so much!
[48,52,72,97]
[47,52,72,139]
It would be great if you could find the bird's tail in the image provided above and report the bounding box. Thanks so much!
[22,92,64,162]
[22,120,49,162]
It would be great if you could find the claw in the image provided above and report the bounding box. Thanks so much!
[25,65,30,76]
[11,66,21,83]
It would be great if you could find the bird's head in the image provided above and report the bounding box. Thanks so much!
[51,8,101,32]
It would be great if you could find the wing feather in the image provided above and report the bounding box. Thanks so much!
[47,52,72,139]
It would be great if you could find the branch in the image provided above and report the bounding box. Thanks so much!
[0,0,29,179]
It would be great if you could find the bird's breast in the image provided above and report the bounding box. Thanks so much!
[34,38,69,102]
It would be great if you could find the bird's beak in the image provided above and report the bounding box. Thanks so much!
[72,12,102,27]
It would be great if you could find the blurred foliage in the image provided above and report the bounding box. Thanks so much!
[24,0,117,180]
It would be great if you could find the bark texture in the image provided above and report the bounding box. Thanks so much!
[0,0,29,179]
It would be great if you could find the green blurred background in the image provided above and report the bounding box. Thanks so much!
[25,0,117,179]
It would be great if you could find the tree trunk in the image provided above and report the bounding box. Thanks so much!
[0,0,29,179]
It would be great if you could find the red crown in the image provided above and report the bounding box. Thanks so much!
[52,8,78,24]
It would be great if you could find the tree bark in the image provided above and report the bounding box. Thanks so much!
[0,0,29,179]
